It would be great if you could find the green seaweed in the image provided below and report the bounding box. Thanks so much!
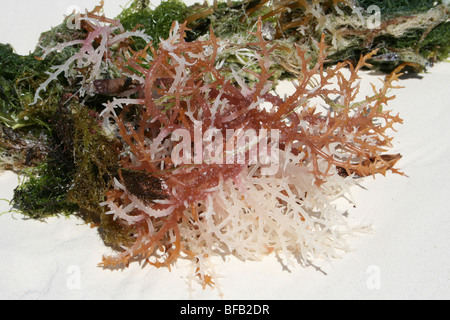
[118,0,188,49]
[66,105,119,223]
[0,44,48,129]
[11,105,77,219]
[0,30,79,131]
[0,125,49,172]
[12,162,78,219]
[66,104,133,248]
[358,0,442,16]
[419,22,450,61]
[0,16,94,172]
[11,97,133,246]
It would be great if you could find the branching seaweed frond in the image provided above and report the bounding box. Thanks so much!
[32,2,151,104]
[96,17,403,292]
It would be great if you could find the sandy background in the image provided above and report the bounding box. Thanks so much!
[0,0,449,300]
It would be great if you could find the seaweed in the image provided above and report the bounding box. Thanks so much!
[0,19,92,204]
[180,0,450,75]
[95,18,404,293]
[0,18,88,130]
[10,97,130,247]
[0,44,51,129]
[120,169,169,205]
[0,38,76,206]
[419,22,450,62]
[0,125,49,172]
[65,105,119,221]
[0,0,439,295]
[12,106,77,219]
[65,104,131,248]
[358,0,442,16]
[185,1,253,40]
[12,161,78,220]
[114,0,450,76]
[118,0,188,50]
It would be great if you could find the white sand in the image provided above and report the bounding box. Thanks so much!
[1,0,450,300]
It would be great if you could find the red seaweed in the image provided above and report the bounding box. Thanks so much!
[98,18,403,290]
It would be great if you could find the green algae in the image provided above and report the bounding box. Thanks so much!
[0,19,86,130]
[419,22,450,62]
[0,43,50,129]
[358,0,443,16]
[65,105,119,223]
[11,102,118,218]
[9,100,132,247]
[118,0,188,49]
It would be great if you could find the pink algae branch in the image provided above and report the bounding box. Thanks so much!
[98,16,404,289]
[33,3,151,105]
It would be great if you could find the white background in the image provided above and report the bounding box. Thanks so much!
[0,0,449,300]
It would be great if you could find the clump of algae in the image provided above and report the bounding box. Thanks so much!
[118,0,188,49]
[0,0,446,295]
[11,98,132,247]
[179,0,450,74]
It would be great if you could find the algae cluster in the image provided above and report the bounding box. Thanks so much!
[0,0,448,250]
[179,0,450,74]
[0,17,122,243]
[118,0,188,49]
[358,0,440,16]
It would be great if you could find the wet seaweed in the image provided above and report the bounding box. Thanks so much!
[118,0,188,50]
[12,106,77,219]
[0,0,444,296]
